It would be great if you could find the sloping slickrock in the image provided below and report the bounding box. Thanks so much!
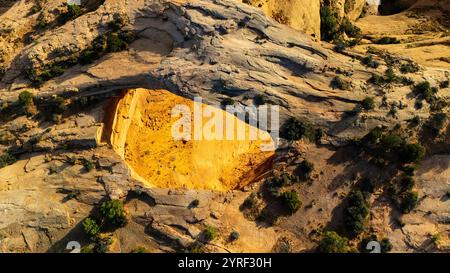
[2,0,444,144]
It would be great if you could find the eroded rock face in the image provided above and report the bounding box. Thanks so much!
[241,0,321,38]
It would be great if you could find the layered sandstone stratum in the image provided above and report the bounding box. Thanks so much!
[0,0,448,253]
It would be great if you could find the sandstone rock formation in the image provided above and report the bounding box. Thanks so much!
[241,0,321,38]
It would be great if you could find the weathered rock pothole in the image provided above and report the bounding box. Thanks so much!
[102,89,275,191]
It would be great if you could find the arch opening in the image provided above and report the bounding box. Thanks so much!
[378,0,418,15]
[101,89,275,191]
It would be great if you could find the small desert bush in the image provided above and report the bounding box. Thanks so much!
[375,37,400,44]
[203,226,218,241]
[412,81,437,102]
[83,160,95,172]
[82,217,101,238]
[281,190,301,215]
[400,190,419,213]
[18,91,37,115]
[331,76,350,90]
[340,18,361,38]
[318,231,351,253]
[361,55,380,68]
[100,199,128,227]
[400,62,420,74]
[399,143,425,163]
[295,160,314,180]
[320,6,340,42]
[280,117,317,141]
[0,152,16,168]
[131,247,149,253]
[344,190,369,237]
[361,97,375,110]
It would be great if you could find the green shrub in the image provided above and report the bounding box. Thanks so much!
[384,67,398,83]
[280,117,316,141]
[360,127,383,146]
[400,165,416,176]
[61,3,83,21]
[346,38,361,47]
[360,177,375,193]
[281,190,301,214]
[0,152,16,168]
[375,37,400,44]
[187,243,205,253]
[49,96,68,114]
[203,226,217,241]
[26,63,69,86]
[253,94,267,106]
[106,32,128,52]
[413,81,435,102]
[82,217,101,238]
[80,245,95,253]
[18,91,37,115]
[331,76,350,90]
[78,28,133,66]
[37,17,47,29]
[399,143,425,163]
[190,199,200,208]
[400,176,415,192]
[409,116,421,126]
[320,6,340,42]
[344,0,351,13]
[362,55,380,68]
[221,97,235,108]
[400,77,414,86]
[368,73,383,86]
[295,160,314,180]
[344,190,369,237]
[100,199,128,227]
[229,231,240,241]
[361,97,375,110]
[380,238,393,253]
[83,160,95,172]
[131,247,148,253]
[108,14,126,31]
[79,50,99,65]
[18,91,34,106]
[94,235,113,253]
[400,62,419,74]
[400,190,419,213]
[380,134,404,152]
[333,41,346,53]
[318,231,350,253]
[440,80,449,89]
[340,18,361,38]
[429,112,447,131]
[29,4,42,15]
